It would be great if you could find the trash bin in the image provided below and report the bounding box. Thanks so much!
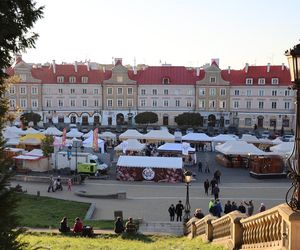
[114,210,123,220]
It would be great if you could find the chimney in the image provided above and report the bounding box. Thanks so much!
[74,61,78,72]
[196,67,200,76]
[86,61,90,71]
[245,63,249,73]
[52,60,56,74]
[133,66,137,75]
[103,66,105,73]
[267,63,271,73]
[228,66,231,74]
[282,63,285,71]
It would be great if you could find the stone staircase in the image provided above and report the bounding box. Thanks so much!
[138,221,184,236]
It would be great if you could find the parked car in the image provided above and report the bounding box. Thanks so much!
[261,131,270,139]
[186,128,194,134]
[282,134,295,142]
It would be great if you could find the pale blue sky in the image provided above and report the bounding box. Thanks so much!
[23,0,300,69]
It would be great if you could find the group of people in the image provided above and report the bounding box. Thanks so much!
[48,175,72,192]
[168,201,185,221]
[114,217,137,234]
[203,177,221,200]
[59,217,92,236]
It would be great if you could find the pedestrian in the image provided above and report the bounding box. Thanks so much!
[210,178,217,195]
[238,202,246,213]
[212,184,220,200]
[198,161,203,172]
[47,175,55,192]
[204,179,210,195]
[224,200,232,214]
[214,199,223,218]
[168,204,176,221]
[231,201,238,211]
[244,200,254,216]
[175,200,184,222]
[194,209,204,219]
[259,203,266,212]
[214,170,221,184]
[67,178,72,191]
[204,161,210,173]
[114,217,124,234]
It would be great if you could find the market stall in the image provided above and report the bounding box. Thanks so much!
[143,130,175,143]
[116,156,183,182]
[114,139,146,155]
[119,129,144,141]
[182,132,212,151]
[13,149,48,172]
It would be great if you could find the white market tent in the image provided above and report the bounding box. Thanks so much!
[119,129,144,141]
[212,134,238,142]
[100,131,117,140]
[272,138,283,145]
[182,133,212,142]
[157,143,196,153]
[143,130,175,142]
[114,139,146,152]
[270,142,294,155]
[4,126,22,139]
[82,135,105,152]
[258,138,274,145]
[215,140,270,156]
[117,155,183,169]
[240,134,260,144]
[5,138,20,146]
[25,149,44,157]
[66,128,83,138]
[82,130,93,138]
[43,127,63,136]
[19,127,40,135]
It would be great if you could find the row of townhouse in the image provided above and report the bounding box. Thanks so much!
[6,56,294,130]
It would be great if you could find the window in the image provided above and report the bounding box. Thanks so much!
[210,77,216,83]
[117,88,123,95]
[117,76,123,83]
[285,90,291,96]
[175,100,180,107]
[163,78,169,84]
[94,100,99,107]
[58,99,64,107]
[246,78,253,85]
[93,88,99,95]
[70,89,75,94]
[209,100,216,108]
[187,89,193,95]
[258,90,264,96]
[272,78,279,85]
[32,86,39,94]
[285,102,290,110]
[199,88,205,96]
[70,100,76,107]
[57,76,64,83]
[107,88,113,95]
[220,88,226,96]
[9,86,15,94]
[127,99,133,107]
[58,88,63,94]
[246,90,252,96]
[107,99,113,107]
[258,101,264,109]
[209,88,216,96]
[45,99,51,107]
[186,100,192,107]
[245,118,252,126]
[152,89,157,95]
[141,89,146,95]
[164,89,168,95]
[69,76,76,83]
[19,74,27,82]
[82,88,87,94]
[82,99,88,107]
[271,102,277,109]
[233,101,239,109]
[31,99,38,108]
[246,101,251,109]
[20,99,27,108]
[219,100,226,109]
[127,88,133,95]
[234,90,240,96]
[117,99,123,107]
[199,100,205,109]
[272,90,277,96]
[258,78,265,85]
[163,100,169,107]
[81,76,88,83]
[140,99,146,107]
[20,86,26,94]
[152,100,157,107]
[9,99,16,108]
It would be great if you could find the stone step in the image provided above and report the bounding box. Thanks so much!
[138,221,184,236]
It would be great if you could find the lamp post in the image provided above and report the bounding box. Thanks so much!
[285,43,300,210]
[68,140,84,173]
[183,170,192,223]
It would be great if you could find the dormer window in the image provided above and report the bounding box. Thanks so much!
[117,76,123,83]
[258,78,265,85]
[57,76,64,83]
[271,78,279,85]
[81,76,88,83]
[69,76,76,83]
[245,78,253,85]
[210,77,216,83]
[162,78,170,84]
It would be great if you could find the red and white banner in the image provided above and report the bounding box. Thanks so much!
[93,128,98,150]
[62,128,66,146]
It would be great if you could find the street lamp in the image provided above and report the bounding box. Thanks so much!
[285,43,300,210]
[183,170,192,223]
[68,140,84,173]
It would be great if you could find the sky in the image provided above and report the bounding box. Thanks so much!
[22,0,300,69]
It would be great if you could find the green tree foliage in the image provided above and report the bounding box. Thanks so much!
[134,112,158,124]
[0,1,43,249]
[41,135,54,157]
[20,112,41,126]
[175,113,203,126]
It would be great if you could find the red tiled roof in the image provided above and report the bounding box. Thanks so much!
[136,66,204,85]
[221,65,291,86]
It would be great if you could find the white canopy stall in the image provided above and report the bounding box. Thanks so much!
[13,149,48,172]
[82,135,105,153]
[143,130,175,143]
[19,127,41,135]
[119,129,144,141]
[43,127,63,136]
[240,134,260,144]
[114,139,146,154]
[66,128,83,138]
[270,142,294,156]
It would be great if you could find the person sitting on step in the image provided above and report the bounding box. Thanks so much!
[125,217,137,234]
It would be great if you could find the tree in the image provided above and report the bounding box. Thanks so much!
[134,112,158,125]
[175,113,203,126]
[41,135,54,171]
[0,1,43,249]
[20,112,41,126]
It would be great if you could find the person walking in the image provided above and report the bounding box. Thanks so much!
[212,184,220,200]
[198,161,203,172]
[168,204,176,221]
[204,161,210,173]
[47,175,55,192]
[210,178,217,195]
[214,170,221,184]
[204,179,210,195]
[244,200,254,216]
[175,200,184,222]
[238,202,246,213]
[67,178,72,191]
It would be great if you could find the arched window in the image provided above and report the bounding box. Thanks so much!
[162,78,170,84]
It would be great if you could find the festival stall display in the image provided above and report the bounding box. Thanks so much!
[19,133,45,150]
[143,130,175,143]
[182,133,212,151]
[99,131,117,148]
[43,127,63,136]
[249,155,285,178]
[13,149,48,172]
[114,139,146,155]
[119,129,144,141]
[270,142,293,156]
[66,128,83,138]
[211,134,237,151]
[116,156,183,182]
[19,127,40,135]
